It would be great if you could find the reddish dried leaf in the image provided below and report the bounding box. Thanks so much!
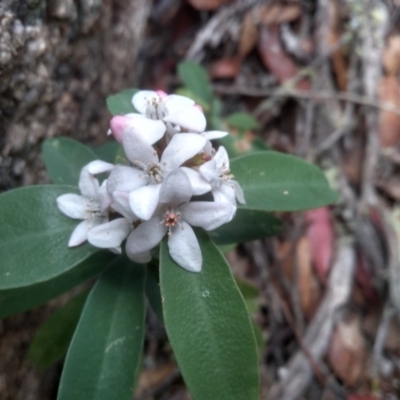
[328,315,368,388]
[210,57,241,79]
[260,4,301,25]
[135,363,176,397]
[296,236,321,319]
[258,25,310,90]
[186,0,231,11]
[239,10,260,58]
[378,76,400,148]
[354,253,380,305]
[305,207,334,283]
[348,396,382,400]
[383,35,400,75]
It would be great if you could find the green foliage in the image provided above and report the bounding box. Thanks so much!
[91,141,123,164]
[57,257,146,400]
[210,208,282,245]
[0,185,98,290]
[106,89,138,115]
[226,112,259,131]
[178,61,213,104]
[29,290,89,370]
[145,261,164,323]
[231,151,338,211]
[0,251,115,319]
[160,230,260,400]
[42,138,98,186]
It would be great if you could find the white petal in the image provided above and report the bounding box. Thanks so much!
[110,115,131,143]
[79,166,100,199]
[126,250,152,264]
[68,220,91,247]
[213,183,236,206]
[214,146,229,170]
[129,184,161,220]
[201,130,229,140]
[168,221,202,272]
[123,115,166,145]
[126,217,167,254]
[132,90,157,114]
[164,105,206,132]
[180,201,234,230]
[86,160,114,175]
[87,218,131,248]
[98,180,112,214]
[112,191,137,220]
[232,180,246,204]
[159,169,192,205]
[107,166,148,194]
[161,133,206,173]
[57,194,91,219]
[199,159,217,183]
[165,95,194,115]
[181,167,211,195]
[123,128,159,167]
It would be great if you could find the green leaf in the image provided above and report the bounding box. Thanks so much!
[57,257,146,400]
[226,112,259,131]
[0,185,98,290]
[0,251,115,319]
[106,89,138,115]
[145,261,164,323]
[28,290,90,370]
[210,208,282,245]
[160,230,259,400]
[91,141,122,164]
[178,61,212,104]
[231,151,338,211]
[235,277,259,314]
[42,138,98,186]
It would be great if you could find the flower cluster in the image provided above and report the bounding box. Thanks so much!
[57,91,245,272]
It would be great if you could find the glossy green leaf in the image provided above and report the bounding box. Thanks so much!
[235,277,259,314]
[210,208,282,244]
[57,257,146,400]
[91,141,122,164]
[226,112,259,131]
[42,138,98,186]
[145,261,164,323]
[0,251,115,319]
[160,230,259,400]
[106,89,138,115]
[0,185,98,290]
[231,151,338,211]
[178,61,212,104]
[251,320,265,355]
[29,290,90,370]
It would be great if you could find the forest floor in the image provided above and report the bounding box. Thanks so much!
[2,0,400,399]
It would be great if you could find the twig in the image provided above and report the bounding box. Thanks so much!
[267,238,355,400]
[213,85,400,117]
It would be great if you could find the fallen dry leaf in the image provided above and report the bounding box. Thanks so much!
[186,0,231,11]
[259,4,301,25]
[328,314,368,388]
[383,35,400,75]
[296,236,321,319]
[258,25,310,90]
[378,76,400,148]
[305,207,334,283]
[210,57,242,78]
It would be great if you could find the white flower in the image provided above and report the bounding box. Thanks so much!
[132,90,207,133]
[57,160,114,247]
[122,129,206,220]
[199,146,245,211]
[126,169,234,272]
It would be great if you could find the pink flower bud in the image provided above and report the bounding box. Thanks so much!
[109,116,129,143]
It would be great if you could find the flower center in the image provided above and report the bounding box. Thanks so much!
[162,208,181,236]
[146,163,164,184]
[145,96,168,120]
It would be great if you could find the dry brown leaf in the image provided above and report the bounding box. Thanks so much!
[328,0,348,90]
[328,314,368,387]
[383,35,400,75]
[135,362,176,398]
[209,57,241,78]
[378,76,400,148]
[186,0,231,11]
[259,4,301,25]
[258,25,310,90]
[296,236,321,320]
[239,10,260,58]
